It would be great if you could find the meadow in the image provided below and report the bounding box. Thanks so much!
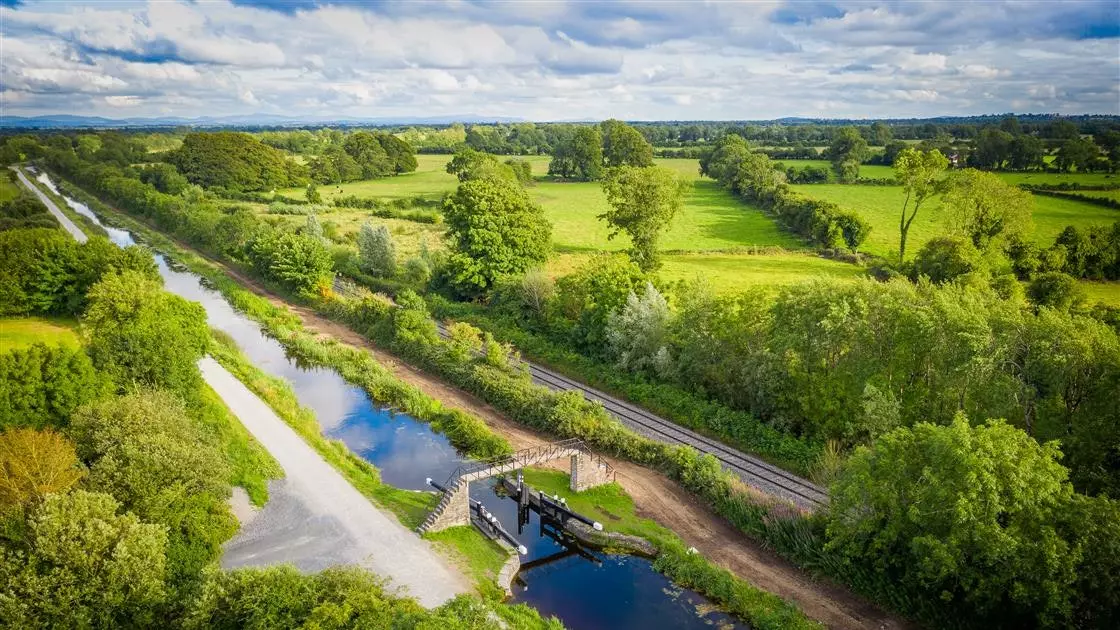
[789,183,1120,258]
[0,316,80,350]
[276,155,861,293]
[0,174,22,203]
[274,154,1119,300]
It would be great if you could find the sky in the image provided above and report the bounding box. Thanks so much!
[1,0,1118,121]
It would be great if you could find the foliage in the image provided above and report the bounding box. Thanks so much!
[823,127,869,182]
[599,165,687,271]
[70,390,235,587]
[139,163,189,195]
[0,428,84,508]
[555,254,646,354]
[247,230,334,296]
[167,132,307,192]
[600,119,655,168]
[0,228,158,316]
[1027,271,1085,311]
[0,490,169,629]
[911,236,986,284]
[605,282,674,378]
[357,222,397,277]
[548,126,603,181]
[0,343,108,430]
[441,176,551,296]
[83,271,209,396]
[445,147,519,183]
[828,416,1080,627]
[893,147,949,260]
[0,191,55,231]
[943,168,1034,252]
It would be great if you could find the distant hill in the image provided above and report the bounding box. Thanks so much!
[0,113,525,129]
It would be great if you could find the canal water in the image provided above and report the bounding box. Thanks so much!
[43,173,740,630]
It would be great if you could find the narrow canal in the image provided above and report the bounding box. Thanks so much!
[40,172,740,630]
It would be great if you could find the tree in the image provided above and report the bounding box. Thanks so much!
[868,121,893,146]
[971,127,1013,169]
[827,416,1079,626]
[1000,115,1023,136]
[605,282,674,378]
[70,390,235,585]
[1027,272,1085,311]
[0,427,84,508]
[1055,137,1099,172]
[308,145,361,184]
[0,490,168,628]
[377,133,418,173]
[305,183,321,204]
[942,169,1033,252]
[1007,134,1045,171]
[247,231,334,296]
[699,134,752,188]
[599,166,687,271]
[600,119,654,168]
[304,214,324,241]
[357,222,396,277]
[167,132,305,192]
[548,126,603,181]
[824,127,869,182]
[0,343,108,430]
[911,236,985,283]
[894,148,949,260]
[83,271,209,396]
[441,176,551,295]
[445,147,515,183]
[342,131,393,179]
[556,254,645,354]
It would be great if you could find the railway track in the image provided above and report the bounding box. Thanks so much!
[432,321,828,510]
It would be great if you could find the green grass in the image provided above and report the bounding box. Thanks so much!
[1067,189,1120,202]
[521,468,822,630]
[991,171,1120,187]
[659,253,867,293]
[426,525,511,599]
[791,184,1120,258]
[1080,281,1120,307]
[774,159,895,180]
[0,173,22,203]
[0,316,80,350]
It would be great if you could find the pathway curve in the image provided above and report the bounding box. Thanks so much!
[11,166,87,242]
[201,357,469,608]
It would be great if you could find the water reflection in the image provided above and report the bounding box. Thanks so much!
[44,173,742,630]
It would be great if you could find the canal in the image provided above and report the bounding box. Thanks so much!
[39,172,740,630]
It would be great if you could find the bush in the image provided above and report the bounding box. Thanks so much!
[1027,272,1085,311]
[0,343,108,430]
[911,236,985,283]
[0,427,84,508]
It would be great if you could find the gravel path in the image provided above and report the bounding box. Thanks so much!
[200,357,469,608]
[11,166,88,242]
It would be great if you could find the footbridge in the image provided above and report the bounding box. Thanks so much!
[417,438,613,535]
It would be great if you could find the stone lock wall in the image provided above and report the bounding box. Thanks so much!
[570,453,611,491]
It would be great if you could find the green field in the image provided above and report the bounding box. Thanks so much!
[0,316,80,350]
[0,174,22,204]
[790,184,1119,257]
[1065,190,1120,202]
[775,159,895,180]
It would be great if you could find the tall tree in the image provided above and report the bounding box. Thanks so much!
[699,134,752,189]
[942,168,1034,252]
[828,416,1080,627]
[342,131,392,179]
[599,165,687,271]
[1055,137,1099,172]
[868,121,893,146]
[824,127,869,182]
[894,147,949,260]
[600,119,654,168]
[442,176,551,295]
[548,126,603,181]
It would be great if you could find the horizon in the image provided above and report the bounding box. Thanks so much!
[1,0,1117,121]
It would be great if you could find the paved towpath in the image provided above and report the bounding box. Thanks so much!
[202,356,469,608]
[11,166,87,242]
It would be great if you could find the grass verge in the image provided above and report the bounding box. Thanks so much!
[0,316,80,350]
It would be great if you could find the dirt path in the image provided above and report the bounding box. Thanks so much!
[196,268,905,629]
[201,357,470,608]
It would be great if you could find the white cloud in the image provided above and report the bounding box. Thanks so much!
[0,0,1115,119]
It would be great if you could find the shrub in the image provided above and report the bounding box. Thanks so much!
[0,427,84,508]
[0,343,108,430]
[911,236,985,283]
[1027,272,1085,311]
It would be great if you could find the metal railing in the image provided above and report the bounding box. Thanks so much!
[442,438,613,488]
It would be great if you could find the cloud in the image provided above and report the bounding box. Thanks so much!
[0,0,1116,120]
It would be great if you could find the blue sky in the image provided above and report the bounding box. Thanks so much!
[1,0,1117,120]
